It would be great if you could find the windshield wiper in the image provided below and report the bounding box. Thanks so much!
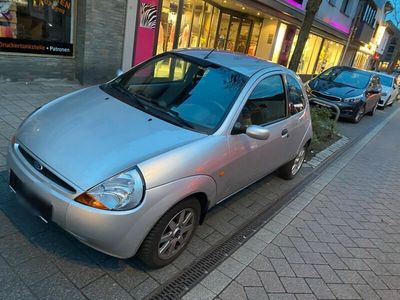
[141,100,194,129]
[110,82,146,110]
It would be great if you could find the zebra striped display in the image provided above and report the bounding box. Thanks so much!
[140,3,157,29]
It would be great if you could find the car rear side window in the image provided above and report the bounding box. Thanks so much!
[234,75,286,132]
[286,75,305,116]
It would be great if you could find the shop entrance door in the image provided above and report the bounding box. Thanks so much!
[236,19,251,53]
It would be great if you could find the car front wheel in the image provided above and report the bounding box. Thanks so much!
[137,197,200,268]
[279,145,307,180]
[352,105,365,123]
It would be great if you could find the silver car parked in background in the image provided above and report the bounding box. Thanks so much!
[8,49,312,267]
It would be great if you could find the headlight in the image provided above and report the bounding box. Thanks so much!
[342,95,363,103]
[75,168,145,211]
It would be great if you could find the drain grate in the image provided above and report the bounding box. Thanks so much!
[148,173,317,300]
[149,134,358,300]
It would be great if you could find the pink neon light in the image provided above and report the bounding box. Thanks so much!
[324,19,350,34]
[285,0,303,9]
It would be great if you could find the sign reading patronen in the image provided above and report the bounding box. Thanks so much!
[0,0,74,56]
[0,38,73,56]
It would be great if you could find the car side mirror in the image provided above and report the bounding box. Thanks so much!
[116,68,124,77]
[246,125,270,140]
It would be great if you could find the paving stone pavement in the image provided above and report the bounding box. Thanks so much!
[184,107,400,299]
[0,81,317,299]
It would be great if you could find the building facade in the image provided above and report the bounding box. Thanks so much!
[0,0,394,83]
[377,20,400,71]
[0,0,127,83]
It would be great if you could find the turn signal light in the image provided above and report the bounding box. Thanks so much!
[75,193,108,210]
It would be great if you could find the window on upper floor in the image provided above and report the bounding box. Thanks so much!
[340,0,353,16]
[362,3,377,26]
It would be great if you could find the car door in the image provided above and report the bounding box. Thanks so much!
[284,74,309,160]
[216,73,292,201]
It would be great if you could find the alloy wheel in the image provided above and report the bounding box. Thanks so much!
[291,147,306,176]
[158,208,195,260]
[355,106,365,122]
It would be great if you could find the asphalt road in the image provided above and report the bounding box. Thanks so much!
[337,104,398,141]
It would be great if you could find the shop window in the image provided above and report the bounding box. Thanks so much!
[315,40,344,74]
[157,0,180,54]
[217,13,230,49]
[179,0,194,48]
[189,0,205,47]
[0,0,74,56]
[236,75,286,128]
[206,6,219,48]
[226,16,240,51]
[248,20,262,56]
[296,34,322,75]
[199,3,214,48]
[286,75,305,115]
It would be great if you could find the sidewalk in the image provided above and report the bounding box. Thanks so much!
[184,109,400,300]
[0,80,83,171]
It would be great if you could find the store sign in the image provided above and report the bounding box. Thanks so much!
[0,0,74,56]
[285,0,303,9]
[133,0,159,65]
[0,38,73,55]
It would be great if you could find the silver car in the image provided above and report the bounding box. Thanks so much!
[8,49,312,267]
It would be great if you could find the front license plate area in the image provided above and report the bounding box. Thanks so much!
[9,170,52,222]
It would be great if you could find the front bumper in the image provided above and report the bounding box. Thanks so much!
[310,99,362,119]
[7,143,156,258]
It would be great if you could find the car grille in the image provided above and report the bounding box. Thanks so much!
[311,91,341,102]
[18,145,77,193]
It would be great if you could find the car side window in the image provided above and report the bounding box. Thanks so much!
[233,75,286,133]
[286,75,305,116]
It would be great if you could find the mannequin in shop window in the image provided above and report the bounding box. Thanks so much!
[178,23,189,48]
[217,29,226,50]
[0,0,17,38]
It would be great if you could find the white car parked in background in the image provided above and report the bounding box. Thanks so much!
[373,72,399,108]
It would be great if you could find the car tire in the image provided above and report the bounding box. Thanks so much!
[352,105,365,123]
[137,197,200,268]
[278,145,307,180]
[367,102,378,116]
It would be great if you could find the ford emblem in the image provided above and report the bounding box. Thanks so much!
[33,160,44,172]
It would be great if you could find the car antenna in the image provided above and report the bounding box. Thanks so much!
[204,48,216,60]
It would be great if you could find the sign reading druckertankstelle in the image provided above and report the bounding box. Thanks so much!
[0,38,73,55]
[0,0,74,56]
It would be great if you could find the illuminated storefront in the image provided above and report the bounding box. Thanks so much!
[155,0,265,57]
[0,0,75,56]
[353,51,370,69]
[270,24,344,76]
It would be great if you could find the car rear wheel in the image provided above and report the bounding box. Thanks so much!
[278,145,307,180]
[137,197,200,268]
[352,105,365,123]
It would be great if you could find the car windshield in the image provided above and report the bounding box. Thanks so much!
[318,68,371,89]
[378,75,393,87]
[107,53,248,134]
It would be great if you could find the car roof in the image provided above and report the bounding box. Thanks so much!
[172,48,287,77]
[368,71,395,79]
[329,65,373,76]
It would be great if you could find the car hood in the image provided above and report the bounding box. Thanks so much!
[310,79,364,99]
[16,86,206,191]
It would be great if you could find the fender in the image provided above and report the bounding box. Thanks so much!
[121,174,217,257]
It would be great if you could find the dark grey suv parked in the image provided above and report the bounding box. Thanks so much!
[305,66,382,123]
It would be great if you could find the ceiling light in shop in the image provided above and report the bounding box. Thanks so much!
[241,6,245,10]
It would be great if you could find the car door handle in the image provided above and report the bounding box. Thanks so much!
[281,129,289,138]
